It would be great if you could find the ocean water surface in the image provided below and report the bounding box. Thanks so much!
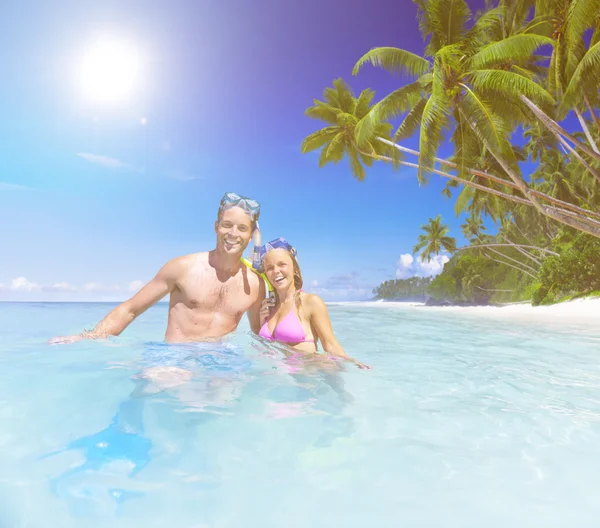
[1,301,600,527]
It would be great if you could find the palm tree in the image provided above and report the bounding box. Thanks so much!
[457,213,544,277]
[303,80,600,222]
[353,0,554,182]
[461,214,486,243]
[300,79,396,181]
[349,0,600,236]
[519,0,600,164]
[413,215,457,262]
[301,80,546,208]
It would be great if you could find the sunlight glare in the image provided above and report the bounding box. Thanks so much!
[79,36,143,104]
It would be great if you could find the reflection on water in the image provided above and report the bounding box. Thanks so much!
[38,337,356,519]
[3,302,600,527]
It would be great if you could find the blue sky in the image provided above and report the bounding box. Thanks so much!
[0,0,488,302]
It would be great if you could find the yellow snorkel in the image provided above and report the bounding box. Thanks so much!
[240,221,274,295]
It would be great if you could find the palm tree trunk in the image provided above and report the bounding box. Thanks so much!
[484,254,538,279]
[575,108,600,155]
[500,235,543,265]
[370,140,600,237]
[476,286,513,292]
[521,96,600,165]
[459,243,539,273]
[375,137,600,220]
[584,92,600,135]
[512,220,536,244]
[481,242,539,273]
[456,243,559,256]
[552,127,600,183]
[459,111,600,238]
[362,151,533,206]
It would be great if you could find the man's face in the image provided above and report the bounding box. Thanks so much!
[214,206,254,255]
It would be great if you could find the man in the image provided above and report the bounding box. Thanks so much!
[50,192,266,344]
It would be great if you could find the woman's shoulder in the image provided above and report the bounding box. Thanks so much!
[299,292,326,312]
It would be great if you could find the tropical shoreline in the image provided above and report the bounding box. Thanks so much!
[331,297,600,324]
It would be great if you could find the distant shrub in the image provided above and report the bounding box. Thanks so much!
[533,234,600,305]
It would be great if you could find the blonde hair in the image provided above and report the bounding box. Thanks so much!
[272,251,304,311]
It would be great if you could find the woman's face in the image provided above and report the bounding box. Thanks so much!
[263,249,295,292]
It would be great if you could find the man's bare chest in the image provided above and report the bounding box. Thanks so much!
[174,270,255,312]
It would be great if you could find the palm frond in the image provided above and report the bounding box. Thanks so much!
[355,81,423,146]
[423,0,472,52]
[323,79,355,113]
[560,40,600,113]
[413,234,429,254]
[451,111,481,179]
[464,6,503,48]
[354,88,376,120]
[592,21,600,47]
[469,69,555,107]
[418,56,449,184]
[459,85,516,167]
[353,47,431,77]
[394,98,427,141]
[469,34,554,70]
[455,184,476,216]
[547,39,563,97]
[305,100,340,124]
[347,147,366,181]
[564,0,600,70]
[325,132,347,163]
[301,127,340,153]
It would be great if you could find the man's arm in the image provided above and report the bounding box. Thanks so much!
[307,294,371,369]
[50,259,181,344]
[247,279,266,334]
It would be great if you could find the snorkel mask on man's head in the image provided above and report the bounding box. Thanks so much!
[218,192,261,224]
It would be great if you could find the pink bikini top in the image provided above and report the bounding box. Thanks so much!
[259,307,314,344]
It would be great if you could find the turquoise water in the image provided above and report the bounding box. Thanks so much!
[2,301,600,527]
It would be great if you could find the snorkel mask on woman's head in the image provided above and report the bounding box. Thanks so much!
[258,238,297,272]
[218,192,261,222]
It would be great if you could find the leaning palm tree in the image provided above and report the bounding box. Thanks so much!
[353,0,554,182]
[413,215,457,262]
[349,0,600,236]
[302,80,574,213]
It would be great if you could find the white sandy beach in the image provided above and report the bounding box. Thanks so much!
[336,297,600,325]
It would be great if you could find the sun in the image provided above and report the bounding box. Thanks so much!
[78,36,143,105]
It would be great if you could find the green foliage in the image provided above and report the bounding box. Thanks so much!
[532,234,600,304]
[429,251,536,304]
[301,79,396,181]
[373,277,433,300]
[303,0,600,302]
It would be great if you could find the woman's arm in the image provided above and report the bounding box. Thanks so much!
[306,294,370,369]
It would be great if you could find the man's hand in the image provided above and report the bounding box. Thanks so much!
[48,334,85,345]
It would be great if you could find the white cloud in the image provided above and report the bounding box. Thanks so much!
[77,153,136,171]
[396,253,449,279]
[128,280,144,292]
[0,283,5,290]
[44,282,77,292]
[10,277,41,291]
[306,271,374,301]
[0,182,34,191]
[83,282,121,292]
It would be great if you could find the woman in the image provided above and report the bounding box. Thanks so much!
[257,238,370,370]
